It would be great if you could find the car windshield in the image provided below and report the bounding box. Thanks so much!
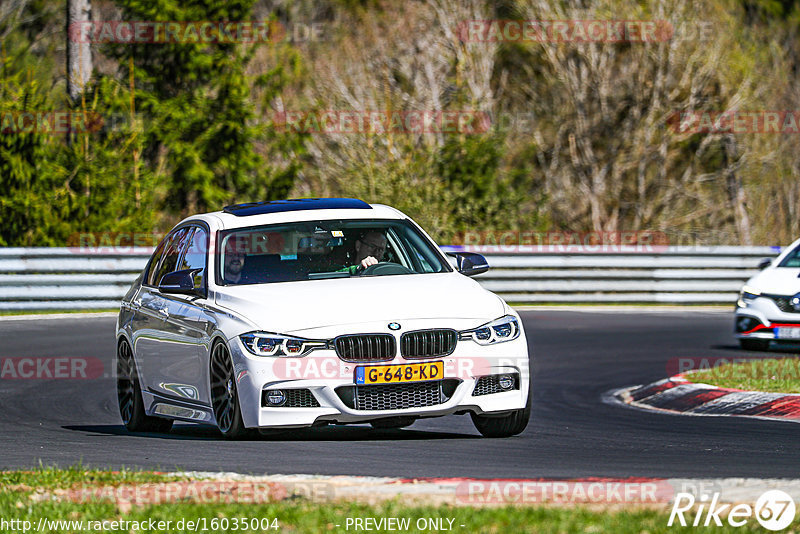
[778,243,800,267]
[217,219,451,285]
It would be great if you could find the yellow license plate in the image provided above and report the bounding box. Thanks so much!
[355,361,444,385]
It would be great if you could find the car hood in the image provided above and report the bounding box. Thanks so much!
[748,267,800,295]
[214,272,505,333]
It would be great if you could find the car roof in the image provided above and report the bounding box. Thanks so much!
[222,197,371,216]
[178,199,408,230]
[775,236,800,262]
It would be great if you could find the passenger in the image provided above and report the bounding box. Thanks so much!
[223,237,247,283]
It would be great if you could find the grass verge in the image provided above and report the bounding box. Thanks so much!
[688,357,800,393]
[0,465,186,489]
[0,468,766,533]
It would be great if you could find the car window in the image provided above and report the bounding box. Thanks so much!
[394,227,441,273]
[153,227,192,286]
[217,219,451,285]
[177,226,208,288]
[779,244,800,268]
[144,238,169,287]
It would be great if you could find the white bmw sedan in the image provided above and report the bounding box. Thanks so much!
[735,237,800,350]
[116,198,531,438]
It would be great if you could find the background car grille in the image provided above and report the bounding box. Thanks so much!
[764,294,800,313]
[400,329,457,358]
[335,379,460,411]
[335,334,396,362]
[261,388,320,408]
[472,374,520,396]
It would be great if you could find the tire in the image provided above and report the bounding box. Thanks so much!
[116,340,173,433]
[740,338,770,351]
[210,341,253,439]
[370,416,416,429]
[470,387,531,438]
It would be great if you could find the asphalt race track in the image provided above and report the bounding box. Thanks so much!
[1,310,798,478]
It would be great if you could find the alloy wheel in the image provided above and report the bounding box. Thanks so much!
[210,342,236,433]
[116,340,135,425]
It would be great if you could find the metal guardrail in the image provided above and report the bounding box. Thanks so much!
[466,246,780,304]
[0,248,152,311]
[0,246,782,310]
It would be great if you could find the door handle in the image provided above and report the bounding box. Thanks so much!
[157,307,170,319]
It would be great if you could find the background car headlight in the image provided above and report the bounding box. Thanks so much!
[737,285,761,308]
[459,315,520,345]
[239,332,327,357]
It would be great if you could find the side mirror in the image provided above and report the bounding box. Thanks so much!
[757,258,772,270]
[447,252,489,277]
[158,269,204,296]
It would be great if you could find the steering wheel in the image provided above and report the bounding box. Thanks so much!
[358,262,414,276]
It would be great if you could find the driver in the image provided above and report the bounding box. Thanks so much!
[338,230,387,275]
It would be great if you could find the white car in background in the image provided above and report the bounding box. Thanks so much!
[735,237,800,350]
[116,198,531,438]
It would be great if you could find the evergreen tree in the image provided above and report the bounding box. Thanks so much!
[107,0,299,215]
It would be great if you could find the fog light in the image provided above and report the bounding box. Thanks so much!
[736,316,762,333]
[266,390,286,406]
[498,375,514,390]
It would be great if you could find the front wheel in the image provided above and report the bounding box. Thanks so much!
[116,340,173,433]
[470,388,531,438]
[210,341,252,439]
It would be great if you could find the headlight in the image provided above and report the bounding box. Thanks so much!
[239,332,328,357]
[737,285,761,308]
[459,315,521,345]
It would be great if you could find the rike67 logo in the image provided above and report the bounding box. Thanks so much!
[669,490,796,530]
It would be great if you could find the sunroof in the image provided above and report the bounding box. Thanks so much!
[222,198,372,217]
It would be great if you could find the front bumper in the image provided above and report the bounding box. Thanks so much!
[227,331,530,429]
[735,296,800,343]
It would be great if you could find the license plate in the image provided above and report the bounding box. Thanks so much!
[774,327,800,339]
[355,361,444,385]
